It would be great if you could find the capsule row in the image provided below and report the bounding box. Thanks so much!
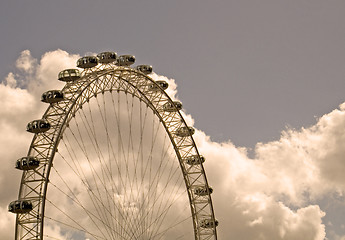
[41,92,183,113]
[75,51,152,74]
[8,158,37,214]
[58,53,152,83]
[25,119,196,137]
[58,68,164,87]
[77,52,135,68]
[76,55,149,69]
[40,81,171,104]
[31,101,181,132]
[57,64,153,83]
[54,70,170,104]
[26,102,184,134]
[21,153,224,173]
[77,52,132,68]
[8,199,218,230]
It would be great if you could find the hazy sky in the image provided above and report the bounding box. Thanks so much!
[1,1,345,239]
[1,0,344,148]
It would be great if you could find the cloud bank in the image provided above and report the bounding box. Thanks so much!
[1,49,345,239]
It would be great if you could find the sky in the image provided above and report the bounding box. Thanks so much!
[1,0,345,239]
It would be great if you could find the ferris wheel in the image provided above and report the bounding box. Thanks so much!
[9,51,218,240]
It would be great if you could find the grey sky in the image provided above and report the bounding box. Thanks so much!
[1,0,344,149]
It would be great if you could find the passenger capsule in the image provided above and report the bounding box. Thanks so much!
[175,126,195,137]
[194,186,213,196]
[184,155,205,165]
[97,51,117,64]
[15,157,40,170]
[26,119,50,134]
[135,65,153,74]
[8,200,33,214]
[199,218,219,229]
[148,81,169,91]
[77,56,99,68]
[58,69,81,82]
[116,55,136,66]
[41,90,64,103]
[163,101,182,112]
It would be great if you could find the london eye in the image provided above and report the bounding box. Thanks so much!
[9,51,218,240]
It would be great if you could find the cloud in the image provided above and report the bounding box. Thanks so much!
[15,50,37,74]
[253,104,345,204]
[29,49,80,96]
[194,130,327,239]
[2,49,345,239]
[0,207,16,240]
[4,73,17,88]
[229,195,325,239]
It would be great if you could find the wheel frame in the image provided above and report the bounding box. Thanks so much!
[15,60,217,240]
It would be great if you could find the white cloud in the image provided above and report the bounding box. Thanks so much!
[15,50,37,74]
[0,207,16,240]
[194,130,327,239]
[28,49,80,96]
[253,105,345,204]
[0,84,36,124]
[2,49,345,239]
[4,72,17,88]
[232,195,325,240]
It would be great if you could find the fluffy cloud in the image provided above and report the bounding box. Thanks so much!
[4,73,17,88]
[29,49,79,96]
[251,104,345,206]
[15,50,37,74]
[2,49,345,239]
[0,207,16,240]
[194,131,327,239]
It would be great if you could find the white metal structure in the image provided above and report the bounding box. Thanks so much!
[11,51,218,240]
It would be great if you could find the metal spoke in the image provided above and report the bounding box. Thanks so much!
[12,53,217,240]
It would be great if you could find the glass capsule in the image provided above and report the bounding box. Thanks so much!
[116,55,136,66]
[163,101,182,112]
[26,119,50,134]
[194,186,213,196]
[135,64,153,74]
[15,156,40,170]
[77,56,99,68]
[184,155,205,165]
[41,90,64,103]
[97,51,117,64]
[58,69,81,82]
[8,200,33,214]
[199,218,219,228]
[148,80,169,91]
[175,126,195,137]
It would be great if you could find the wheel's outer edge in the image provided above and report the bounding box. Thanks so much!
[16,65,217,240]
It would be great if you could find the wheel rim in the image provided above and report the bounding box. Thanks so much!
[15,60,217,240]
